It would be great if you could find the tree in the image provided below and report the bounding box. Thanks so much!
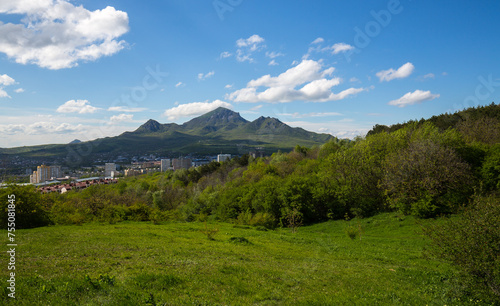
[481,144,500,192]
[0,185,51,229]
[424,195,500,301]
[382,140,472,218]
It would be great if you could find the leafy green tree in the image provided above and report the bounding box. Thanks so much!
[424,195,500,301]
[0,185,51,229]
[481,144,500,192]
[382,140,472,217]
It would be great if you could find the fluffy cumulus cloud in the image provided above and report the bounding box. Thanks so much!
[307,40,354,56]
[266,51,284,59]
[220,51,232,59]
[164,100,233,121]
[109,113,133,124]
[57,100,99,114]
[388,90,440,107]
[268,60,278,66]
[284,120,370,139]
[0,74,15,86]
[198,71,215,81]
[0,0,129,69]
[0,122,83,135]
[376,62,415,82]
[330,43,354,54]
[311,37,325,45]
[227,59,366,103]
[280,112,343,118]
[107,106,146,112]
[0,73,16,98]
[0,88,9,98]
[236,34,265,62]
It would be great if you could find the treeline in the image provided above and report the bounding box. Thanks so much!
[2,104,500,229]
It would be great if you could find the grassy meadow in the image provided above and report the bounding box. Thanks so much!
[1,213,486,305]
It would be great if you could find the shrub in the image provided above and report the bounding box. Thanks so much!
[345,225,358,240]
[126,203,152,221]
[481,144,500,191]
[382,140,472,218]
[229,237,251,244]
[200,222,219,240]
[249,212,276,229]
[424,195,500,301]
[0,185,52,229]
[283,207,303,233]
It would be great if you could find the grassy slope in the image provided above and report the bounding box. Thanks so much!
[1,213,471,305]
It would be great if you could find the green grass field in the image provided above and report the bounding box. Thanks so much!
[0,213,483,305]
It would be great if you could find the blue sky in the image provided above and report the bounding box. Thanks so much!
[0,0,499,147]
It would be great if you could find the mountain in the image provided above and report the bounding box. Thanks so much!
[2,108,335,166]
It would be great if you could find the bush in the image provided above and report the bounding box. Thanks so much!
[481,144,500,191]
[424,195,500,301]
[126,203,152,221]
[382,140,472,218]
[0,185,52,229]
[249,212,276,229]
[345,225,358,240]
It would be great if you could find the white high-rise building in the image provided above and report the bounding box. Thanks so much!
[161,159,171,172]
[217,154,231,163]
[50,166,61,179]
[105,163,117,177]
[172,158,192,170]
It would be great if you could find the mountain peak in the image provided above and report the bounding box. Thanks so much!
[183,107,248,129]
[136,119,163,133]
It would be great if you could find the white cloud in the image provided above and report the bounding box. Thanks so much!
[236,34,265,49]
[376,62,415,82]
[268,60,278,66]
[0,113,133,147]
[311,37,324,45]
[236,34,265,62]
[250,105,263,111]
[57,99,99,114]
[307,42,354,56]
[330,43,354,54]
[14,88,24,93]
[0,1,129,69]
[220,51,232,59]
[110,113,133,124]
[0,74,15,86]
[23,122,83,135]
[0,88,10,98]
[227,59,366,103]
[198,71,215,80]
[285,120,370,139]
[224,84,233,89]
[175,82,184,88]
[280,112,343,118]
[423,73,435,79]
[350,77,360,83]
[266,51,284,59]
[163,100,233,121]
[107,106,146,113]
[388,90,440,107]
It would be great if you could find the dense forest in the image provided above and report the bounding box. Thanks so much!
[2,103,500,300]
